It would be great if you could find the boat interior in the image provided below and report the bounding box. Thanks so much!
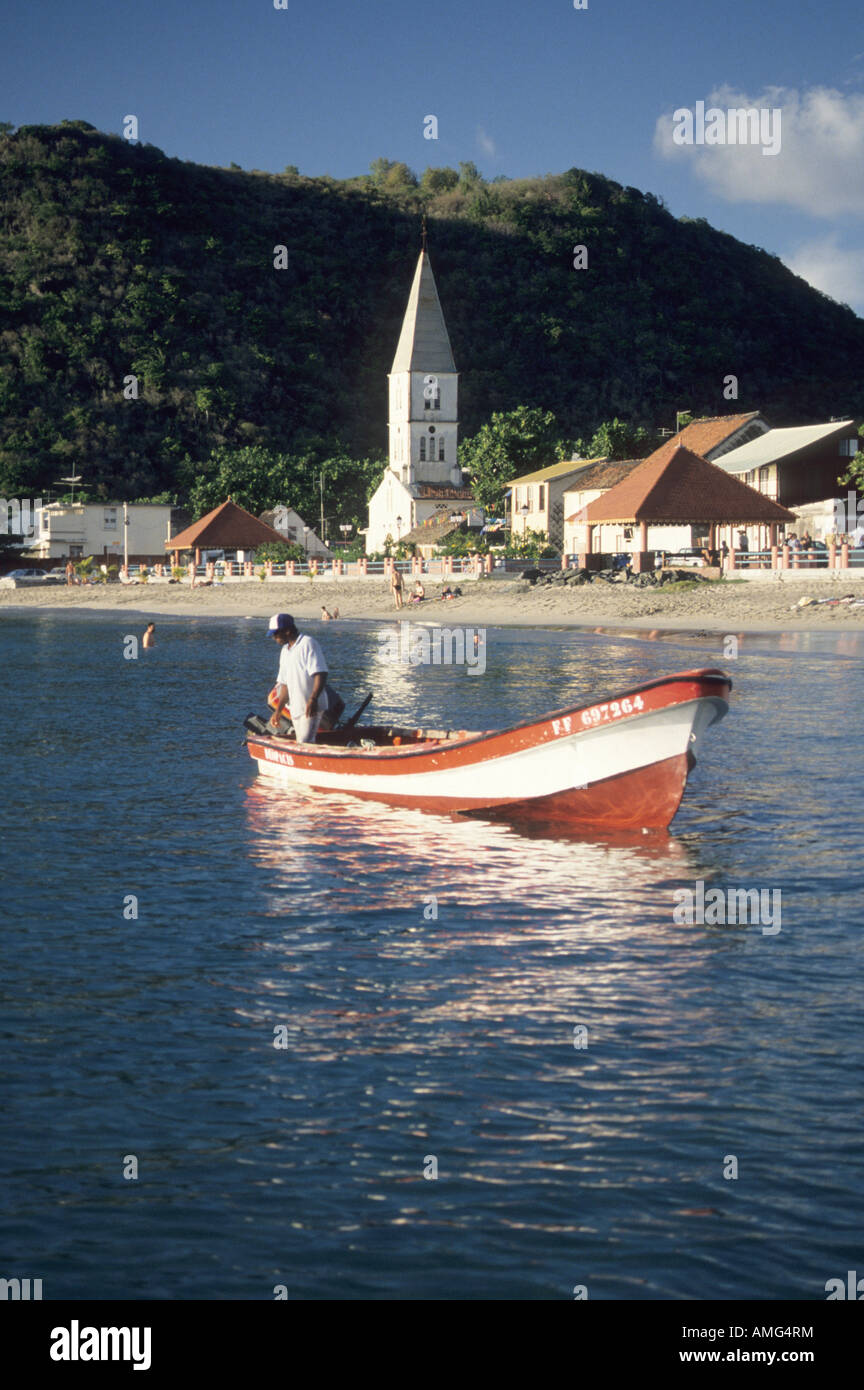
[244,713,482,750]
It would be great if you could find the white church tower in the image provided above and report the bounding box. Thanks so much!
[366,241,481,554]
[388,248,461,490]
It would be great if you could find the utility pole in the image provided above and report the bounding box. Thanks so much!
[123,501,129,570]
[319,471,325,542]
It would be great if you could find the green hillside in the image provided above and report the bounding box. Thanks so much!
[2,120,863,523]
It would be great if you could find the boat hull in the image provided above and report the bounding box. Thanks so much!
[245,669,731,830]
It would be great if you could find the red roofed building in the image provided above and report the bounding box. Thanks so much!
[166,498,286,565]
[575,444,794,567]
[670,411,769,461]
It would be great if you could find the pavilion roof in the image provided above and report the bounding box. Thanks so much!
[166,498,286,551]
[581,444,796,525]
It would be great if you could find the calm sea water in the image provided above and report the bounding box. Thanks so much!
[1,609,862,1300]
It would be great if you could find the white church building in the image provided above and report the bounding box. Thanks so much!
[365,247,482,554]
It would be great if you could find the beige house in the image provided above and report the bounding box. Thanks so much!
[508,460,595,547]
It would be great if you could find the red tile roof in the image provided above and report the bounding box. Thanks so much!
[673,412,762,458]
[565,458,642,494]
[582,445,796,525]
[166,498,286,551]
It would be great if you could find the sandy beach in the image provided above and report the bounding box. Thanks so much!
[4,572,864,631]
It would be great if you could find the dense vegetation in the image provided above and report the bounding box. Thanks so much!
[2,120,863,528]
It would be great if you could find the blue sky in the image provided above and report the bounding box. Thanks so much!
[4,0,864,311]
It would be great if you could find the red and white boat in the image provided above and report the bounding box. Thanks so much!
[244,668,731,831]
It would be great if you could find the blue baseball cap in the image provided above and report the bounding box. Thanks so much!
[267,612,295,636]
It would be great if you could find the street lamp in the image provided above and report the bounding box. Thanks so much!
[339,523,352,547]
[395,515,402,540]
[520,502,530,534]
[303,525,310,557]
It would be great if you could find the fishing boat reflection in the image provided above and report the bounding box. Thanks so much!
[244,777,697,915]
[235,781,713,1062]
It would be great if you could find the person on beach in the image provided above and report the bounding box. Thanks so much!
[411,580,425,603]
[320,606,339,621]
[142,622,155,649]
[390,566,404,609]
[267,612,329,744]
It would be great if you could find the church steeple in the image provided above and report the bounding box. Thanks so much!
[388,247,460,487]
[390,250,456,375]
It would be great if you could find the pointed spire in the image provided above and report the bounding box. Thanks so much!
[390,250,456,374]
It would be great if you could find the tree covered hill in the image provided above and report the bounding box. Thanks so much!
[1,120,863,519]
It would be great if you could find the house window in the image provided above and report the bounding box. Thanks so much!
[438,438,445,461]
[104,508,118,529]
[840,439,859,457]
[419,437,426,462]
[538,485,546,512]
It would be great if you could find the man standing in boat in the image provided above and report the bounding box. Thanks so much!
[267,612,329,744]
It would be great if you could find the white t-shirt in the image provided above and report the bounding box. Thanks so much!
[277,633,329,720]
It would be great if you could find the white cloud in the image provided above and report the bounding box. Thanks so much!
[784,236,864,314]
[654,85,864,215]
[476,126,497,159]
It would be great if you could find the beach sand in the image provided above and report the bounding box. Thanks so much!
[4,573,864,632]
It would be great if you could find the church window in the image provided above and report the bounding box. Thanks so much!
[439,438,445,461]
[419,437,426,462]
